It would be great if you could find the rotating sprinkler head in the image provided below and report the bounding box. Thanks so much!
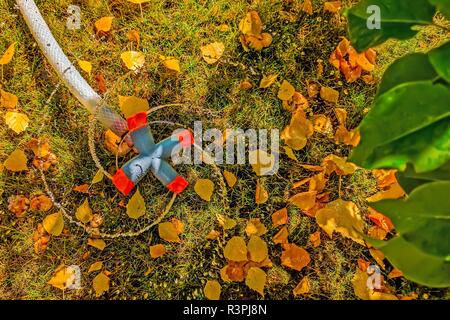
[112,112,193,196]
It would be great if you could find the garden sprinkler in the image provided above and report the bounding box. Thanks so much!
[16,0,192,195]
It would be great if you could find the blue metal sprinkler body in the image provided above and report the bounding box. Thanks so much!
[112,112,193,195]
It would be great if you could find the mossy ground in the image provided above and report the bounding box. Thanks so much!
[0,0,449,300]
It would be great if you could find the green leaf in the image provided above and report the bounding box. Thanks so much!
[350,81,450,172]
[397,162,450,193]
[429,0,450,19]
[368,182,450,287]
[429,41,450,83]
[377,53,439,96]
[345,0,436,51]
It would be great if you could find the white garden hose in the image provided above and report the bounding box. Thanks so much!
[16,0,129,137]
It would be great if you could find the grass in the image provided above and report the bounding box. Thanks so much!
[0,0,449,300]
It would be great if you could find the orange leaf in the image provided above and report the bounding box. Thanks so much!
[204,280,221,300]
[324,1,342,13]
[309,231,321,247]
[288,191,317,211]
[255,179,269,204]
[272,208,288,227]
[149,244,166,258]
[281,243,310,271]
[367,207,394,232]
[273,227,289,244]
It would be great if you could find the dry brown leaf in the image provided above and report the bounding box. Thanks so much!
[367,183,405,202]
[272,208,288,227]
[121,51,145,71]
[367,207,394,232]
[204,280,221,300]
[281,243,310,271]
[217,214,237,230]
[224,236,248,262]
[194,179,214,201]
[118,95,149,118]
[312,114,333,135]
[48,264,72,290]
[159,55,180,72]
[367,226,387,240]
[321,154,357,175]
[150,244,166,258]
[302,0,313,14]
[8,195,29,218]
[239,11,263,35]
[249,149,277,176]
[127,29,140,46]
[104,130,131,156]
[73,184,89,194]
[369,248,386,269]
[388,268,403,279]
[239,80,253,90]
[206,229,220,240]
[283,146,298,162]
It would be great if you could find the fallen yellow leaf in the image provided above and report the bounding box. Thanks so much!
[76,198,93,223]
[315,199,365,245]
[194,179,214,201]
[121,51,145,71]
[43,212,64,236]
[255,179,268,204]
[93,272,110,297]
[224,236,247,262]
[4,149,28,172]
[0,89,18,108]
[159,55,180,72]
[293,276,310,296]
[204,280,221,300]
[88,261,103,273]
[0,43,15,65]
[126,188,146,219]
[200,42,225,64]
[158,221,181,243]
[88,238,106,250]
[78,60,92,74]
[4,111,29,134]
[94,16,114,33]
[245,267,266,297]
[223,170,237,188]
[259,74,278,88]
